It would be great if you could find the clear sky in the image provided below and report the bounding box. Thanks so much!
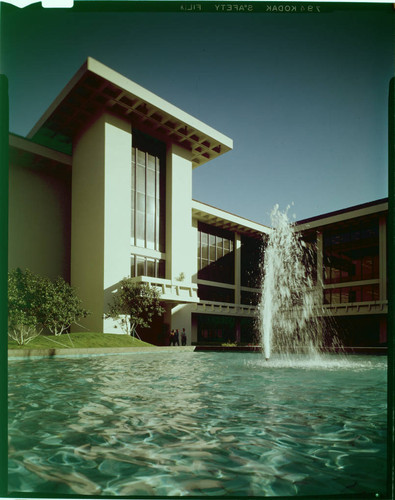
[2,2,394,226]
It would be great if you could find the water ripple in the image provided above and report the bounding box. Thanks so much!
[8,352,387,496]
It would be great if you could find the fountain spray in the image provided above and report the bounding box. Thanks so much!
[260,205,323,360]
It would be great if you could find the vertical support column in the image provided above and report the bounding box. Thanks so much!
[191,313,198,345]
[165,144,195,335]
[315,231,324,345]
[71,113,132,333]
[234,232,241,305]
[379,215,387,302]
[316,231,323,306]
[165,144,195,283]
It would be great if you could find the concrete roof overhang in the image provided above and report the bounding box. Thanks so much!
[27,57,233,168]
[9,133,72,170]
[192,200,271,238]
[295,199,388,232]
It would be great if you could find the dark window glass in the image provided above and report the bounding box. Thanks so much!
[362,256,373,280]
[197,222,235,284]
[198,285,234,303]
[362,285,372,302]
[324,289,331,304]
[130,255,136,277]
[136,256,145,276]
[158,260,166,278]
[132,254,165,279]
[341,287,349,303]
[322,218,379,285]
[331,288,340,304]
[240,290,261,305]
[146,258,155,277]
[241,235,265,288]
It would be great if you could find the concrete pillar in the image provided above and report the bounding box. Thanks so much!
[191,313,198,345]
[316,231,323,306]
[315,231,324,344]
[165,144,196,336]
[234,232,241,304]
[165,144,195,283]
[163,304,172,345]
[379,215,387,301]
[71,112,132,333]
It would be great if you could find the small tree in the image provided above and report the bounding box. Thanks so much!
[40,277,89,336]
[8,269,89,344]
[8,268,43,344]
[106,279,164,337]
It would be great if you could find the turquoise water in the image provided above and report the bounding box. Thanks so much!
[8,352,387,497]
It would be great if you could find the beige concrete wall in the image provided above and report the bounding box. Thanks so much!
[103,116,132,333]
[8,162,71,280]
[165,144,196,282]
[71,113,132,333]
[165,144,197,336]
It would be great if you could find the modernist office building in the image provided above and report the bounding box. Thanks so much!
[8,58,388,347]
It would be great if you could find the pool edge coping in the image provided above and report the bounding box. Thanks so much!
[8,345,196,359]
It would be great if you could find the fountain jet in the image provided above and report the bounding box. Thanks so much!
[259,204,323,360]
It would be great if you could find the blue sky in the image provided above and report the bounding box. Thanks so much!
[2,2,394,226]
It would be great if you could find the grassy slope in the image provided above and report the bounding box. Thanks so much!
[8,332,155,350]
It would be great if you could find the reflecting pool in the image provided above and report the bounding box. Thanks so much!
[8,352,387,496]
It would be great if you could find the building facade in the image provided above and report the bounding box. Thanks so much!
[296,199,388,347]
[8,58,388,347]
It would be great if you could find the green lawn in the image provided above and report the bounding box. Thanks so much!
[8,332,155,350]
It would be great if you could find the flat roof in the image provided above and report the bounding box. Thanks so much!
[27,57,233,168]
[296,198,388,231]
[192,199,271,237]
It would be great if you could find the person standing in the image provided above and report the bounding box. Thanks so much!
[181,328,187,346]
[169,329,175,346]
[174,329,180,346]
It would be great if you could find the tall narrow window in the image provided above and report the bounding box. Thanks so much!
[131,130,166,251]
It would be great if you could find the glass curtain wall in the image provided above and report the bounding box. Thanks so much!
[131,130,166,252]
[197,222,235,303]
[197,222,234,284]
[240,235,265,288]
[322,218,379,304]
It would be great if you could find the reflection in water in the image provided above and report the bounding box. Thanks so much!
[8,352,387,496]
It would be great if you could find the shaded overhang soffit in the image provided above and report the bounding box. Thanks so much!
[27,57,233,167]
[192,201,271,238]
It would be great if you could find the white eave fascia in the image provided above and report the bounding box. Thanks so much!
[295,201,388,231]
[9,133,72,166]
[27,57,233,154]
[85,58,233,150]
[192,199,272,235]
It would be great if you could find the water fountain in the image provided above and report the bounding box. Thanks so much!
[260,204,326,361]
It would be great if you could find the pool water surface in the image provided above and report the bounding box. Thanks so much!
[8,352,387,496]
